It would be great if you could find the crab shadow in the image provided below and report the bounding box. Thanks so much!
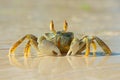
[79,52,120,57]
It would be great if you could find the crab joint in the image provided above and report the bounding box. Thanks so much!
[63,20,68,32]
[50,20,56,34]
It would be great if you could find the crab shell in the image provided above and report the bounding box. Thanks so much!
[42,31,74,53]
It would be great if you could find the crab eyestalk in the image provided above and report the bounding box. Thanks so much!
[63,20,68,32]
[50,20,56,34]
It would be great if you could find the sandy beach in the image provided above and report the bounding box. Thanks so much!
[0,0,120,80]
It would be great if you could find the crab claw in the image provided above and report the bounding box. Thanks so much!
[38,40,61,56]
[67,38,85,56]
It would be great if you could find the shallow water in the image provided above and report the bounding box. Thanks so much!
[0,0,120,80]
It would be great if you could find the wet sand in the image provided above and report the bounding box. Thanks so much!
[1,53,120,80]
[0,0,120,80]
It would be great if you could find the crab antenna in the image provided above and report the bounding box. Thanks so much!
[50,20,56,33]
[63,20,68,32]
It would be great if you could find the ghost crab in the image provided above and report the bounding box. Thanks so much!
[9,20,111,57]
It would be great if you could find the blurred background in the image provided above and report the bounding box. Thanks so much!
[0,0,120,52]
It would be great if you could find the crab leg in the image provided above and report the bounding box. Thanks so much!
[91,41,97,56]
[77,43,86,54]
[24,40,31,57]
[31,38,39,51]
[94,36,111,55]
[9,36,26,55]
[85,37,91,56]
[9,34,39,56]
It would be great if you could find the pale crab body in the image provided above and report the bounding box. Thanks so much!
[9,20,112,57]
[41,31,74,53]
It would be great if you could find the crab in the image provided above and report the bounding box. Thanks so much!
[9,20,111,57]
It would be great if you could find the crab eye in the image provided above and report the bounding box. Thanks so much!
[63,20,68,32]
[50,20,56,34]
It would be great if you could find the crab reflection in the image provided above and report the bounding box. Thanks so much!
[8,55,110,74]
